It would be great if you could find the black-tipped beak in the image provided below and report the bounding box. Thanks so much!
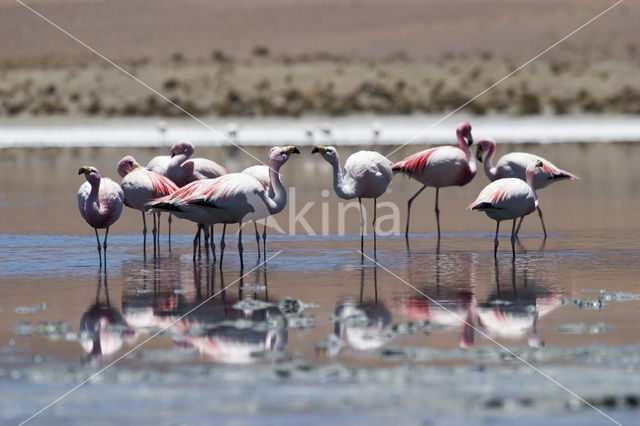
[467,135,473,146]
[311,147,319,154]
[475,148,483,163]
[293,147,300,154]
[78,167,85,175]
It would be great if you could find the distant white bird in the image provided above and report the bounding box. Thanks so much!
[312,146,393,254]
[148,146,299,268]
[117,156,179,252]
[467,160,544,258]
[78,166,124,267]
[392,121,477,239]
[475,137,579,236]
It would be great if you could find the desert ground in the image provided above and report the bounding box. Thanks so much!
[1,0,639,118]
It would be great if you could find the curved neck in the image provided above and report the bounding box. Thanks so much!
[328,154,355,199]
[483,142,498,180]
[457,132,477,177]
[267,162,286,214]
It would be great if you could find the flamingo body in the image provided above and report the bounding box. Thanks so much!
[148,146,299,268]
[312,146,392,254]
[78,169,124,230]
[392,121,476,239]
[78,166,124,266]
[476,138,578,189]
[468,160,543,258]
[392,145,475,188]
[118,156,179,210]
[165,141,227,187]
[476,138,578,236]
[467,178,537,221]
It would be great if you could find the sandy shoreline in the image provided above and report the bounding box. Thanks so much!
[1,0,639,118]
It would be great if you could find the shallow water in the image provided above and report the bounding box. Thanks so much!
[1,141,639,424]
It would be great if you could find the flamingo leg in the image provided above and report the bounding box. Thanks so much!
[193,225,201,261]
[405,184,427,239]
[203,224,210,250]
[210,225,216,263]
[238,222,244,270]
[537,206,548,238]
[219,223,227,270]
[358,197,364,254]
[141,212,147,252]
[515,216,525,237]
[511,219,517,258]
[372,198,377,257]
[254,221,261,260]
[434,187,441,238]
[152,213,157,255]
[168,213,172,244]
[262,219,267,260]
[156,213,161,249]
[94,228,102,267]
[103,227,110,266]
[494,221,500,259]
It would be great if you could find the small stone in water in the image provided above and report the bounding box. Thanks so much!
[233,299,274,311]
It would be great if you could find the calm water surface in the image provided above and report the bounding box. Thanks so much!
[0,142,639,424]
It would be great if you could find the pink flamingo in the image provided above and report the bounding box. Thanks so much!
[165,141,228,187]
[78,166,124,267]
[117,156,179,252]
[147,146,299,269]
[311,146,393,254]
[467,160,544,258]
[147,141,228,245]
[475,137,579,237]
[392,121,476,240]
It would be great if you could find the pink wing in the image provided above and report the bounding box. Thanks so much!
[145,170,179,198]
[392,148,438,175]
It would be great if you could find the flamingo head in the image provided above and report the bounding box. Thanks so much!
[525,159,544,187]
[311,145,339,166]
[78,166,101,184]
[475,137,496,163]
[456,121,473,146]
[269,145,300,167]
[170,141,195,158]
[116,155,140,177]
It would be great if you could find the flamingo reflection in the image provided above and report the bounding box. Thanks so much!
[121,262,287,364]
[79,273,133,365]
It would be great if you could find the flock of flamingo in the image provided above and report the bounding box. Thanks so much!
[78,121,578,267]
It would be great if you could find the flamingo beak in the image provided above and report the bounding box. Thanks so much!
[312,145,327,154]
[535,159,543,167]
[132,162,141,169]
[475,147,483,163]
[284,146,300,155]
[78,167,89,175]
[467,134,473,146]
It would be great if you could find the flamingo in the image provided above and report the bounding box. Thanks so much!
[475,137,579,237]
[117,156,179,252]
[78,166,124,267]
[467,159,544,258]
[147,146,299,268]
[165,141,228,187]
[148,141,228,254]
[392,121,476,240]
[241,165,274,260]
[311,146,393,254]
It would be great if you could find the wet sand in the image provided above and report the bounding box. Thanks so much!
[0,140,639,424]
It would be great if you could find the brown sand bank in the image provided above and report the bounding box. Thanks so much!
[1,0,639,118]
